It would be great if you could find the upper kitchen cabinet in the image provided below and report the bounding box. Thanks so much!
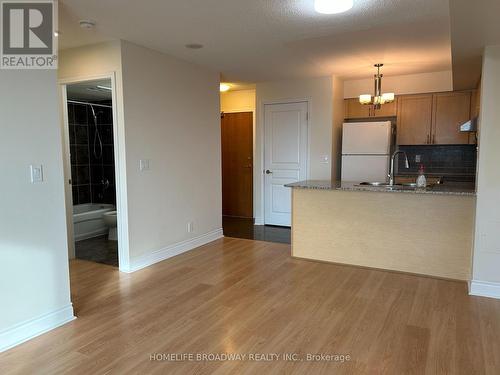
[344,98,397,119]
[397,94,433,145]
[432,92,471,144]
[345,98,370,118]
[372,99,397,118]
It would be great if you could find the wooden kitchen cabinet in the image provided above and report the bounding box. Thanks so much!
[397,91,473,145]
[372,99,397,117]
[345,98,370,118]
[432,92,471,144]
[344,98,397,119]
[397,94,433,145]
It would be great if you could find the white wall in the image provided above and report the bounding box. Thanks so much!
[120,41,222,266]
[58,41,130,269]
[255,76,333,223]
[221,89,255,112]
[344,70,453,98]
[58,41,122,79]
[0,70,74,351]
[471,45,500,299]
[60,41,222,270]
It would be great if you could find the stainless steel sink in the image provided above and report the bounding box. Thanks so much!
[358,182,418,189]
[359,182,391,186]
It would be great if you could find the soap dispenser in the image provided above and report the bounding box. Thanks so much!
[416,164,427,188]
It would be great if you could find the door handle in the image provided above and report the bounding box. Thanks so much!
[265,170,273,174]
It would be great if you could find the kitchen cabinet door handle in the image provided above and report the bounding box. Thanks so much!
[426,134,430,144]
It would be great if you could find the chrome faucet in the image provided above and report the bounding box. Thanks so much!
[389,150,409,186]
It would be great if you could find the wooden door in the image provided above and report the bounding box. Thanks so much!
[345,98,371,119]
[264,102,308,226]
[221,112,253,218]
[432,92,471,144]
[397,94,433,145]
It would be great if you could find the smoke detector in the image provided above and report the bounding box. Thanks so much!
[79,20,96,29]
[185,43,204,50]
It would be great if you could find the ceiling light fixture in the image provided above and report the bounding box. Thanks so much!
[314,0,353,14]
[359,64,395,109]
[220,83,231,92]
[79,20,96,29]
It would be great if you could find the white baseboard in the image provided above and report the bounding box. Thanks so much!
[0,304,76,353]
[469,280,500,300]
[124,228,223,273]
[254,217,264,225]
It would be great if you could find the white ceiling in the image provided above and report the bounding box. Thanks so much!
[59,0,452,83]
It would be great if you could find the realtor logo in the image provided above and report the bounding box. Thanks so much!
[1,0,57,69]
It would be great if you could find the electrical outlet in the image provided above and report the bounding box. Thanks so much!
[187,222,194,233]
[415,154,421,163]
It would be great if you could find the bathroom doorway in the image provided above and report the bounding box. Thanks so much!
[61,78,120,267]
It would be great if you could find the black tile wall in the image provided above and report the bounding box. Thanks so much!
[68,102,116,206]
[397,144,477,180]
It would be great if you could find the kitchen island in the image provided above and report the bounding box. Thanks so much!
[286,180,476,280]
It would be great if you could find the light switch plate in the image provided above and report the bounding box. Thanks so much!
[139,159,151,171]
[30,165,43,183]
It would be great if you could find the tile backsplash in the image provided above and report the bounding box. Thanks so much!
[68,102,116,205]
[397,144,477,180]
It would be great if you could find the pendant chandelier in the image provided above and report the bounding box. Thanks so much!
[359,64,395,109]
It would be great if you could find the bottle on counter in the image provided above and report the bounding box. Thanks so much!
[416,164,427,188]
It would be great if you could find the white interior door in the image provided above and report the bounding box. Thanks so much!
[264,102,308,226]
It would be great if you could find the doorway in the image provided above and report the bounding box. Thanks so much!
[263,101,308,226]
[62,78,119,267]
[221,111,254,218]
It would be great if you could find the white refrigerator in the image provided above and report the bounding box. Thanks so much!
[341,121,392,182]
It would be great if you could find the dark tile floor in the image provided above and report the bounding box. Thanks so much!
[74,218,289,268]
[75,235,118,267]
[222,216,291,244]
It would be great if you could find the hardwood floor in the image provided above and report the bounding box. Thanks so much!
[1,237,499,374]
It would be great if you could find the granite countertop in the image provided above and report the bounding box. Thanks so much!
[285,180,476,196]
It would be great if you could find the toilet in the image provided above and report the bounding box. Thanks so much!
[103,210,118,241]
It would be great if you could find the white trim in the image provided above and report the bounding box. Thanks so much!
[58,73,130,272]
[0,304,75,353]
[469,280,500,299]
[123,228,224,273]
[254,216,264,226]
